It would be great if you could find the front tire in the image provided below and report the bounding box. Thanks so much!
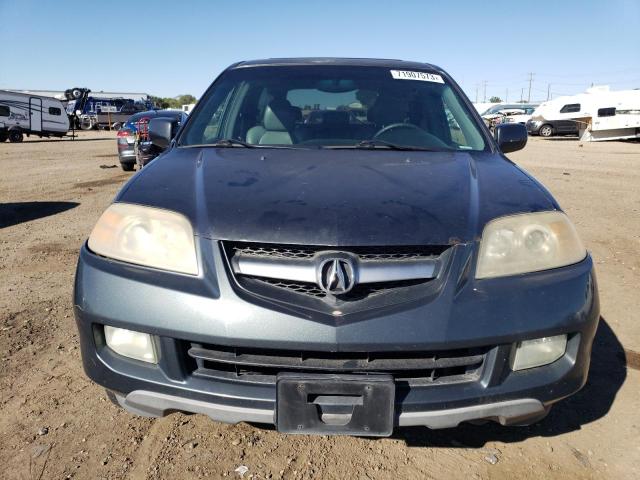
[8,130,24,143]
[0,131,8,142]
[539,124,554,137]
[121,162,135,172]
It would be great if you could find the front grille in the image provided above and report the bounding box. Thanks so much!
[223,241,449,303]
[187,343,488,386]
[259,278,326,298]
[259,278,428,300]
[232,244,317,259]
[230,242,445,261]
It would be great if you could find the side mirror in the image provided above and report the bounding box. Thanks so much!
[494,123,528,153]
[148,118,176,150]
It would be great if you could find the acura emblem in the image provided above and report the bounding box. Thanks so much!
[317,257,356,295]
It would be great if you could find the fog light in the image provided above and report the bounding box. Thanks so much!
[511,335,567,371]
[104,326,157,363]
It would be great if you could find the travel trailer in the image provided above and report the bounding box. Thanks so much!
[527,86,640,141]
[0,90,70,142]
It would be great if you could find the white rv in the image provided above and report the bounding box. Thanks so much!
[0,90,70,142]
[527,86,640,141]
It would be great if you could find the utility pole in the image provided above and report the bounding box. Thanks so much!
[505,88,508,103]
[483,80,487,102]
[475,84,479,103]
[546,84,551,101]
[527,72,534,103]
[520,87,524,102]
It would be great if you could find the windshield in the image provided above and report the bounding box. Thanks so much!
[180,65,486,151]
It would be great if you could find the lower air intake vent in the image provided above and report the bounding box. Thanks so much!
[187,343,489,386]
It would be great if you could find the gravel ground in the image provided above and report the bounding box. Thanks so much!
[1,131,639,479]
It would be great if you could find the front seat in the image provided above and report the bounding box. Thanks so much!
[246,101,301,145]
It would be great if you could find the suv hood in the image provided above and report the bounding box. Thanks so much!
[117,147,557,246]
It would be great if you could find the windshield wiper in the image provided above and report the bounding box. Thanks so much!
[182,138,443,151]
[209,138,255,148]
[330,140,440,151]
[181,139,306,149]
[357,139,413,150]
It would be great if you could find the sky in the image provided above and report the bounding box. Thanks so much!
[1,0,639,102]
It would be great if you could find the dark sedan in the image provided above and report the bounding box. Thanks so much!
[76,58,598,437]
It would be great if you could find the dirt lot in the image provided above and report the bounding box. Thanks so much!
[1,132,639,480]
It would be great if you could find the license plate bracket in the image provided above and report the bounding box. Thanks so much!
[276,374,395,436]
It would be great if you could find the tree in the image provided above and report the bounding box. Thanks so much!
[175,94,196,106]
[489,96,502,103]
[149,96,170,109]
[149,94,197,109]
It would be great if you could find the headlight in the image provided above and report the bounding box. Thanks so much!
[476,211,585,279]
[88,203,198,275]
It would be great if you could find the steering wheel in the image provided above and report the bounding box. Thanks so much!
[373,122,423,139]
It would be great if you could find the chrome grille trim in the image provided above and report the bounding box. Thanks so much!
[234,256,317,283]
[232,251,439,284]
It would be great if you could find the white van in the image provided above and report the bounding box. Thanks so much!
[0,90,70,142]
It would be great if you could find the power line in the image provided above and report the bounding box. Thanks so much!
[535,67,640,78]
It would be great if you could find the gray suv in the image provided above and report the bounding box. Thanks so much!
[74,58,599,436]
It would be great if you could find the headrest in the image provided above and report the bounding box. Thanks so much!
[321,110,350,126]
[263,101,300,131]
[367,96,408,126]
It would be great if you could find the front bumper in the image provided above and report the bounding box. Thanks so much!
[526,122,542,135]
[112,390,547,429]
[74,241,599,431]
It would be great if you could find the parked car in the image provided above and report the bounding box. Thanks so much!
[481,103,537,115]
[482,109,525,130]
[116,111,151,170]
[502,106,537,125]
[76,58,599,437]
[526,118,580,137]
[481,104,538,130]
[525,99,597,138]
[116,110,185,171]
